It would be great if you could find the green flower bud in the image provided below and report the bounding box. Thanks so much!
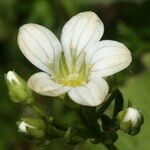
[5,71,34,104]
[117,107,143,136]
[17,118,46,138]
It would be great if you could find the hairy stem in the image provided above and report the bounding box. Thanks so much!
[103,143,119,150]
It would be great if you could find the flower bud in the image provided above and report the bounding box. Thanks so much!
[117,107,143,135]
[5,71,34,104]
[17,118,46,138]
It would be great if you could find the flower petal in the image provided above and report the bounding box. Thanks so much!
[68,78,108,106]
[87,40,132,78]
[61,11,104,71]
[27,72,70,97]
[18,23,61,74]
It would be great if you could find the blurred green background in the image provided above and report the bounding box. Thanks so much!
[0,0,150,149]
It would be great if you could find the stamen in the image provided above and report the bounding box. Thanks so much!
[68,73,79,80]
[51,51,89,87]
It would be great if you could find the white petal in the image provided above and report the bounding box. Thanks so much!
[68,78,108,106]
[27,72,70,97]
[6,71,20,84]
[124,107,140,127]
[87,40,132,78]
[18,23,61,74]
[61,11,104,71]
[19,121,35,133]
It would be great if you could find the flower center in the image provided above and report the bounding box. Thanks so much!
[50,52,89,87]
[59,73,86,86]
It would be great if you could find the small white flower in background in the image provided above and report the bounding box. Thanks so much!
[123,107,141,127]
[17,11,132,106]
[117,107,143,135]
[17,118,46,138]
[18,121,35,133]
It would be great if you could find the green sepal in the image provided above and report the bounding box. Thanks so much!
[26,127,45,139]
[21,118,46,130]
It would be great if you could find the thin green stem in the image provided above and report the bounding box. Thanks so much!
[47,125,65,139]
[52,118,69,130]
[104,144,119,150]
[31,103,47,119]
[113,74,118,89]
[96,91,115,117]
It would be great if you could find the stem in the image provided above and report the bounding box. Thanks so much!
[52,118,69,130]
[104,144,119,150]
[47,125,65,139]
[113,74,117,89]
[31,103,47,119]
[112,89,124,119]
[96,91,115,117]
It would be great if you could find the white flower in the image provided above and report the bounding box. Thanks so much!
[17,11,132,106]
[123,107,141,127]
